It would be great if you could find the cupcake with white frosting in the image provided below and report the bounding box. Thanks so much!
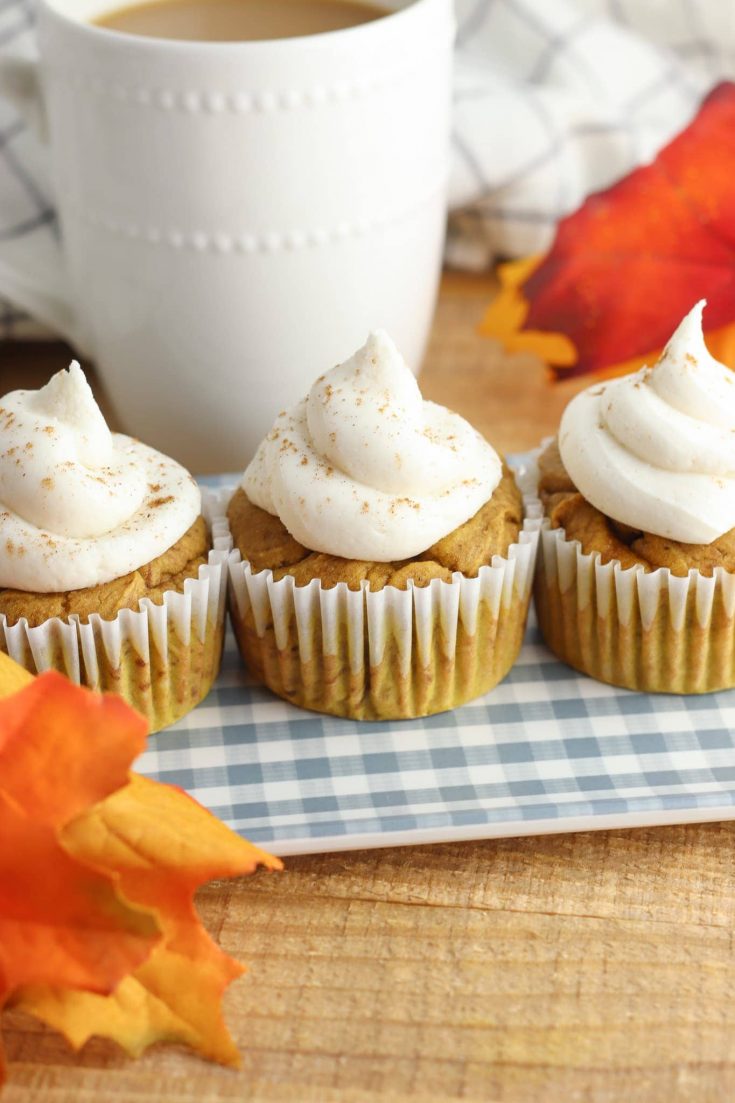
[536,300,735,693]
[227,332,541,720]
[0,363,229,730]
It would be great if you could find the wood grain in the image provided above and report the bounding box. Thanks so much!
[2,274,731,1102]
[419,271,586,455]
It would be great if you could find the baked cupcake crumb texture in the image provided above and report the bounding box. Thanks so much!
[539,438,735,577]
[227,330,541,720]
[535,302,735,695]
[0,363,227,731]
[227,465,523,591]
[0,516,209,627]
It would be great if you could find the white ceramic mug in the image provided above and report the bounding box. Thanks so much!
[0,0,454,471]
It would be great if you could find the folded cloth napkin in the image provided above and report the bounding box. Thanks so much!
[1,0,733,338]
[448,0,734,268]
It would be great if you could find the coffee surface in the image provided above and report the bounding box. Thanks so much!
[94,0,388,41]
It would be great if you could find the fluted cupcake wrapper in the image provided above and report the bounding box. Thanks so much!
[227,466,542,721]
[532,453,735,694]
[0,488,231,732]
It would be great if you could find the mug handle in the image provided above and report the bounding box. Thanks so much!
[0,57,85,349]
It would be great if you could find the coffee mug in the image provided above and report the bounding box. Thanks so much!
[0,0,454,471]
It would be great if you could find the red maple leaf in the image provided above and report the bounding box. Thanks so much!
[484,82,735,379]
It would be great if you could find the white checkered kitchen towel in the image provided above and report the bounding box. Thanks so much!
[1,0,734,337]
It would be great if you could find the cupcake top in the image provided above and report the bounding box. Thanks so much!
[0,363,200,593]
[559,301,735,545]
[243,331,502,561]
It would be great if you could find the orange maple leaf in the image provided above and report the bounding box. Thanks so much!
[17,776,281,1066]
[0,671,159,1082]
[0,654,281,1085]
[480,82,735,380]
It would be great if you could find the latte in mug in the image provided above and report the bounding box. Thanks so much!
[94,0,388,41]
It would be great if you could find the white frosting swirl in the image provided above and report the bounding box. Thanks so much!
[0,363,200,593]
[244,331,502,561]
[559,301,735,544]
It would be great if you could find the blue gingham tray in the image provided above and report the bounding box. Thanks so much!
[136,474,735,856]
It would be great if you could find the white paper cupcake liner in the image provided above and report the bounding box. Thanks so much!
[532,446,735,694]
[227,465,542,720]
[0,487,232,731]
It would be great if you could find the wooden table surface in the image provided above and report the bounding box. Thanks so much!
[4,273,735,1103]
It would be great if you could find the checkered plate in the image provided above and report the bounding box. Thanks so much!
[136,474,735,857]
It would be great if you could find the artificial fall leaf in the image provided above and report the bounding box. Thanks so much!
[0,669,147,828]
[0,653,281,1081]
[0,673,159,1083]
[480,81,735,380]
[0,674,156,991]
[16,775,282,1066]
[0,653,33,698]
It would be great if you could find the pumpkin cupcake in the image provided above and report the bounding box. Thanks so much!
[227,331,541,720]
[535,300,735,693]
[0,363,229,730]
